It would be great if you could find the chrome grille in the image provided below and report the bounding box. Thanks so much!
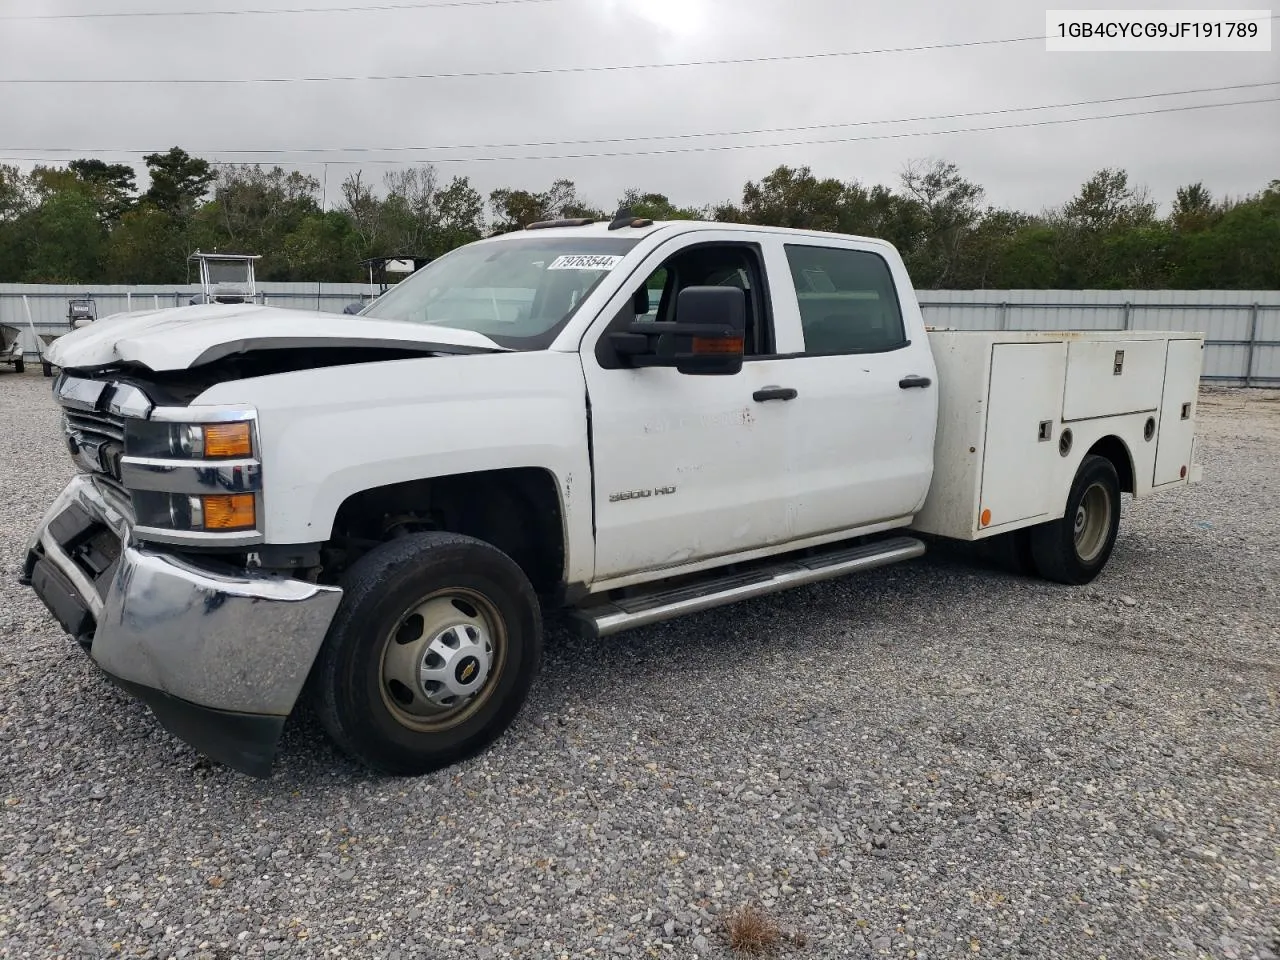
[58,384,130,494]
[64,410,126,444]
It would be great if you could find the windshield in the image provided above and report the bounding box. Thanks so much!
[358,236,641,349]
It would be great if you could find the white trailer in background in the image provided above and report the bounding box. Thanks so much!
[0,324,23,374]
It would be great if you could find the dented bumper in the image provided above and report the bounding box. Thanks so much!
[23,475,342,776]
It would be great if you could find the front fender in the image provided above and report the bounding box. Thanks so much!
[192,351,595,583]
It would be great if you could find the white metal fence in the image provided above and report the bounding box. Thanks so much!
[916,290,1280,386]
[0,282,370,338]
[2,284,1277,385]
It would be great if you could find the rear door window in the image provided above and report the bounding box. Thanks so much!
[784,245,908,354]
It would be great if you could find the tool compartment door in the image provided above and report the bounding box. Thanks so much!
[977,341,1068,531]
[1062,338,1166,421]
[1153,338,1203,486]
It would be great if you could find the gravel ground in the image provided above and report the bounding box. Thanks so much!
[1,371,1277,960]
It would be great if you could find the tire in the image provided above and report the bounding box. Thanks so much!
[1029,454,1122,585]
[310,531,542,776]
[13,357,23,374]
[41,361,53,377]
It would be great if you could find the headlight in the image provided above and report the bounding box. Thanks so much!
[120,408,263,544]
[125,419,254,460]
[133,491,258,533]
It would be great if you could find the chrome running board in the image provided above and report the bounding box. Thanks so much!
[572,535,925,639]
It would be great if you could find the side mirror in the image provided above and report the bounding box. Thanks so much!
[672,286,745,376]
[606,285,746,376]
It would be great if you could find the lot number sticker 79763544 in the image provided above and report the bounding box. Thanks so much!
[547,255,624,271]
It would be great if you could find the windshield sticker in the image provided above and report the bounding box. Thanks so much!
[547,254,624,271]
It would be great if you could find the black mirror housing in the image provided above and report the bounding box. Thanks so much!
[605,284,747,375]
[673,286,746,375]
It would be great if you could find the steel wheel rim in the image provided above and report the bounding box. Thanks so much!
[1073,482,1112,564]
[378,588,507,733]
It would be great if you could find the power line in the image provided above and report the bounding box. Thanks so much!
[4,13,1273,84]
[0,0,563,21]
[3,96,1274,168]
[215,97,1280,164]
[0,32,1056,84]
[9,81,1275,156]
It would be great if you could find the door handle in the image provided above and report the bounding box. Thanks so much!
[753,386,798,402]
[898,375,932,389]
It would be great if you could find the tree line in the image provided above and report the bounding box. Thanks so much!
[0,146,1276,289]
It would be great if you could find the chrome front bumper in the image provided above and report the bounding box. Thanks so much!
[24,474,342,776]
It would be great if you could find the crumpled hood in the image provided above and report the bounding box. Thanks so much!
[47,303,507,372]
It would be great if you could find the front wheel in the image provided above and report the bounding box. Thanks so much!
[311,532,542,776]
[1029,454,1122,585]
[12,357,23,374]
[41,360,53,377]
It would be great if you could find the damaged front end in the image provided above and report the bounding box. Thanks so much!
[23,372,342,776]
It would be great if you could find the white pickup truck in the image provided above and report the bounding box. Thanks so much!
[23,212,1204,778]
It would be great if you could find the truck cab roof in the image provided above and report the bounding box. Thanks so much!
[487,218,898,252]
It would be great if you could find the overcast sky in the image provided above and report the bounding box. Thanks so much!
[0,0,1276,217]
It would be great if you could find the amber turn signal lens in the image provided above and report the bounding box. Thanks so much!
[980,509,992,527]
[203,422,252,458]
[202,494,256,530]
[691,336,744,355]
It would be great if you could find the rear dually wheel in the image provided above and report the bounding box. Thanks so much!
[1029,454,1122,585]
